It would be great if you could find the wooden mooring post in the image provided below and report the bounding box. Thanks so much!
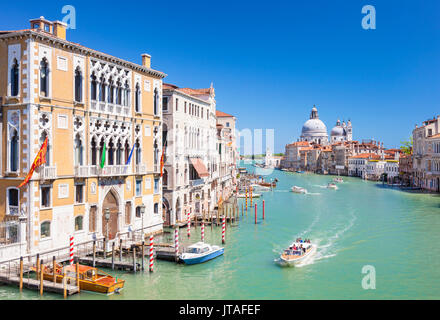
[141,241,145,271]
[103,238,107,258]
[133,247,137,272]
[39,260,44,296]
[92,241,96,268]
[19,257,23,292]
[36,254,40,281]
[111,242,115,270]
[119,239,123,261]
[52,256,56,283]
[63,268,67,299]
[76,260,80,293]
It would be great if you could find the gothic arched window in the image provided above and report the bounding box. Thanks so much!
[74,134,83,166]
[153,88,158,115]
[91,137,97,165]
[11,59,19,96]
[135,83,140,113]
[74,67,82,102]
[99,76,106,102]
[10,129,19,172]
[40,58,49,97]
[40,131,50,165]
[90,73,97,101]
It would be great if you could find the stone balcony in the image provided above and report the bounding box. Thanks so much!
[39,165,57,181]
[135,164,147,175]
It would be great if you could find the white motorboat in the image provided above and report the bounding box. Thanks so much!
[327,183,338,190]
[277,240,317,267]
[179,242,224,265]
[333,177,343,183]
[291,186,307,194]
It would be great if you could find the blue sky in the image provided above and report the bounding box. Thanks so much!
[1,0,439,153]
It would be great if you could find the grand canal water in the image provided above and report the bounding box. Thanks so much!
[2,161,440,300]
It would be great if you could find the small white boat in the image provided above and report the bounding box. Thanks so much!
[327,183,338,190]
[333,177,343,183]
[277,240,317,267]
[237,193,262,198]
[179,242,224,265]
[291,186,307,194]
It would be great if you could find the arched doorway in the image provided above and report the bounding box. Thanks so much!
[102,190,119,240]
[162,198,170,226]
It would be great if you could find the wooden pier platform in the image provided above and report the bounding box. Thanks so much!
[0,272,79,296]
[78,257,140,272]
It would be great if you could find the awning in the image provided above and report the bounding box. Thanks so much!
[190,158,210,178]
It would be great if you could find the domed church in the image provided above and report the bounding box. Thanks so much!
[300,105,352,145]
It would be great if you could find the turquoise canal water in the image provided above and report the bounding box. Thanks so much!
[2,161,440,300]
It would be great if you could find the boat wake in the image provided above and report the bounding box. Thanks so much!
[293,211,357,268]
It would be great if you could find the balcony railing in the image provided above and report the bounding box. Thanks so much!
[74,165,89,177]
[135,164,147,174]
[90,165,130,176]
[39,165,57,180]
[91,100,97,110]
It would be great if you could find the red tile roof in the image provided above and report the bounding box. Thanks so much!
[349,153,380,159]
[216,110,234,117]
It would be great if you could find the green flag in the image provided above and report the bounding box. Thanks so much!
[100,142,106,169]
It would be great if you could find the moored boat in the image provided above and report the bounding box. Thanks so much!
[291,186,307,194]
[31,263,125,294]
[179,242,224,265]
[277,239,317,267]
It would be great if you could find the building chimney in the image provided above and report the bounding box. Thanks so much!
[141,53,151,68]
[53,21,67,40]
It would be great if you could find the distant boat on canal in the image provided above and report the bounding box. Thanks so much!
[291,186,307,194]
[179,242,224,265]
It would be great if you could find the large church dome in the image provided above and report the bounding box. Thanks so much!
[300,106,328,141]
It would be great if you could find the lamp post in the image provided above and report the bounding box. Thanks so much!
[140,204,146,240]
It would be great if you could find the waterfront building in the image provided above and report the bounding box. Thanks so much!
[399,154,413,186]
[281,141,310,170]
[413,116,440,192]
[0,17,165,259]
[215,110,237,205]
[348,153,381,178]
[263,148,281,168]
[161,83,217,226]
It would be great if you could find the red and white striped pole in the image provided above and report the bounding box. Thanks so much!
[174,228,179,259]
[187,209,191,238]
[69,236,74,265]
[149,235,154,272]
[222,216,225,244]
[201,221,205,242]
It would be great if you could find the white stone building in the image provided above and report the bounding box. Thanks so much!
[161,83,218,225]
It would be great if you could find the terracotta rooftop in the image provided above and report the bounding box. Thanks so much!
[349,153,381,160]
[216,110,234,118]
[428,133,440,139]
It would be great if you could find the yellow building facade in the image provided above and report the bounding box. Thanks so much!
[0,17,165,258]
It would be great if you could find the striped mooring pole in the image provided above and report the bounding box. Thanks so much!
[201,221,205,242]
[149,235,154,272]
[222,215,226,244]
[187,210,191,238]
[250,186,253,207]
[174,228,179,262]
[245,187,248,210]
[69,236,74,265]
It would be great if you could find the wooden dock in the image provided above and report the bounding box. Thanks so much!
[78,257,140,271]
[0,272,79,296]
[155,246,180,262]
